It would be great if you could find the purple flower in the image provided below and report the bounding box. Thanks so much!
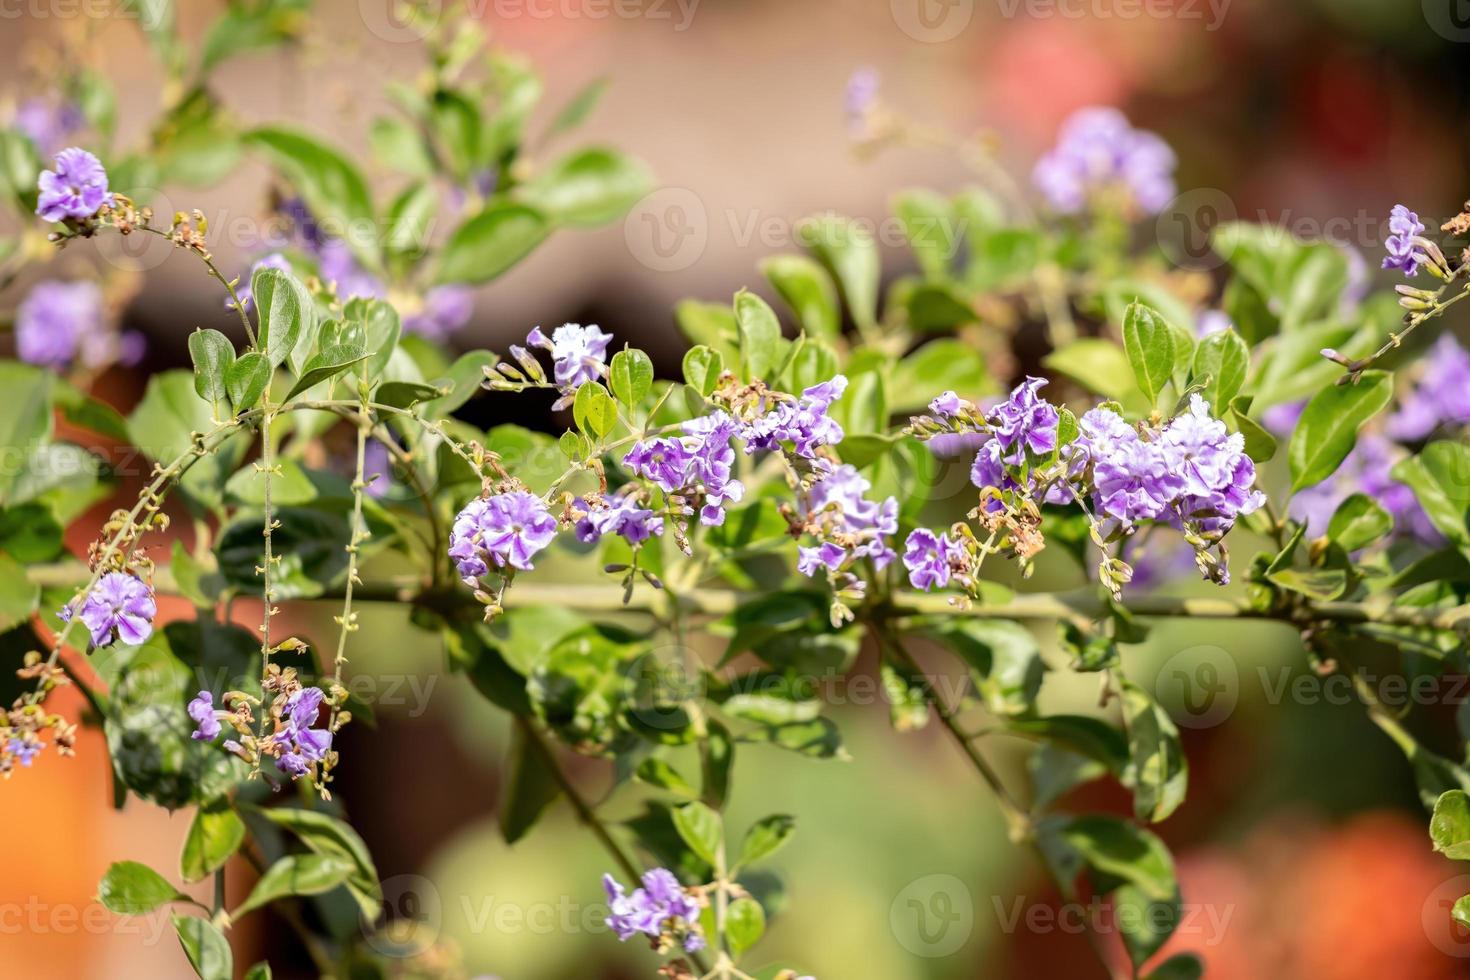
[575,492,665,545]
[743,376,848,458]
[71,572,156,648]
[988,376,1059,458]
[1078,408,1175,525]
[1382,204,1427,277]
[404,286,474,340]
[845,67,880,138]
[903,529,963,591]
[1260,400,1305,437]
[1386,333,1470,441]
[449,491,558,581]
[527,323,613,392]
[7,736,42,767]
[362,440,393,499]
[1158,396,1266,533]
[799,464,898,571]
[1032,107,1176,215]
[798,541,848,576]
[317,240,384,301]
[624,438,692,494]
[15,280,103,368]
[36,147,111,222]
[13,98,83,156]
[929,390,964,418]
[1194,311,1231,338]
[188,691,221,741]
[280,687,333,761]
[602,868,702,946]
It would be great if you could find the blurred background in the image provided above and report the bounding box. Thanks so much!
[5,0,1470,977]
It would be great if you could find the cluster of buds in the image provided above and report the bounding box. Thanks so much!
[1,653,78,778]
[168,208,211,257]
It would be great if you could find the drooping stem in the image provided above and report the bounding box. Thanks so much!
[325,408,370,749]
[253,410,280,754]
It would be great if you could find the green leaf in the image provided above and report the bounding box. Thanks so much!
[344,297,401,381]
[243,963,272,980]
[892,188,956,279]
[1122,302,1176,406]
[682,345,724,396]
[736,814,795,869]
[0,363,55,500]
[725,897,766,957]
[1228,396,1277,463]
[1266,567,1349,601]
[517,147,651,226]
[1327,493,1393,551]
[250,267,314,368]
[250,806,382,920]
[436,203,550,285]
[1119,680,1188,824]
[1059,815,1175,902]
[1455,896,1470,931]
[1288,371,1392,492]
[233,854,353,918]
[609,349,654,407]
[1190,328,1249,413]
[798,214,879,334]
[187,329,235,413]
[671,801,722,866]
[225,353,271,413]
[180,801,245,884]
[573,382,618,439]
[734,290,782,382]
[0,552,39,632]
[635,758,697,797]
[99,861,186,915]
[545,77,607,138]
[760,254,839,339]
[927,621,1043,716]
[1043,339,1138,406]
[1144,953,1204,980]
[1392,441,1470,551]
[284,343,369,401]
[904,281,978,332]
[1431,790,1470,860]
[245,127,377,268]
[500,722,563,844]
[173,915,232,980]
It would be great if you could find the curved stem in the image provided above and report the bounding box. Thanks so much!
[136,225,256,345]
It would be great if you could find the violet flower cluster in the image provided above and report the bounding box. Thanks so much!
[36,147,112,223]
[795,463,898,589]
[1031,107,1177,216]
[188,684,334,780]
[1386,333,1470,441]
[15,279,145,370]
[450,491,559,584]
[13,97,83,156]
[603,868,705,954]
[575,490,666,545]
[512,323,614,409]
[1382,205,1427,277]
[59,572,157,648]
[625,410,747,528]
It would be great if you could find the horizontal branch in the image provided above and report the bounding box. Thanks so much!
[24,564,1470,631]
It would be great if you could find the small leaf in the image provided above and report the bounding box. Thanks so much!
[187,329,235,412]
[1119,679,1188,823]
[243,963,272,980]
[250,806,382,920]
[180,801,245,884]
[572,382,618,439]
[99,861,186,915]
[500,723,563,844]
[798,214,879,334]
[233,854,353,917]
[1190,328,1248,412]
[173,915,232,980]
[725,897,766,956]
[682,345,724,396]
[635,758,697,797]
[1123,302,1175,405]
[1327,493,1393,551]
[734,289,782,382]
[609,348,654,407]
[1229,396,1278,463]
[671,801,722,866]
[226,353,271,412]
[1392,440,1470,551]
[736,814,795,869]
[436,203,550,285]
[516,147,651,226]
[1288,371,1392,492]
[284,343,370,401]
[1144,953,1204,980]
[760,254,839,339]
[250,267,314,368]
[1431,790,1470,860]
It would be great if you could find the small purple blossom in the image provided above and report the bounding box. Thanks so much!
[798,464,898,572]
[602,868,703,949]
[988,376,1058,458]
[845,67,880,138]
[1385,333,1470,441]
[362,440,393,499]
[317,240,384,302]
[13,98,83,156]
[527,323,613,393]
[929,390,964,418]
[1194,311,1231,338]
[404,285,474,340]
[70,572,156,648]
[449,491,558,581]
[36,147,111,222]
[7,737,42,767]
[15,279,103,368]
[575,492,665,545]
[1032,107,1176,215]
[188,691,221,742]
[624,438,692,494]
[1382,205,1427,277]
[277,687,333,764]
[743,375,848,459]
[903,529,963,591]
